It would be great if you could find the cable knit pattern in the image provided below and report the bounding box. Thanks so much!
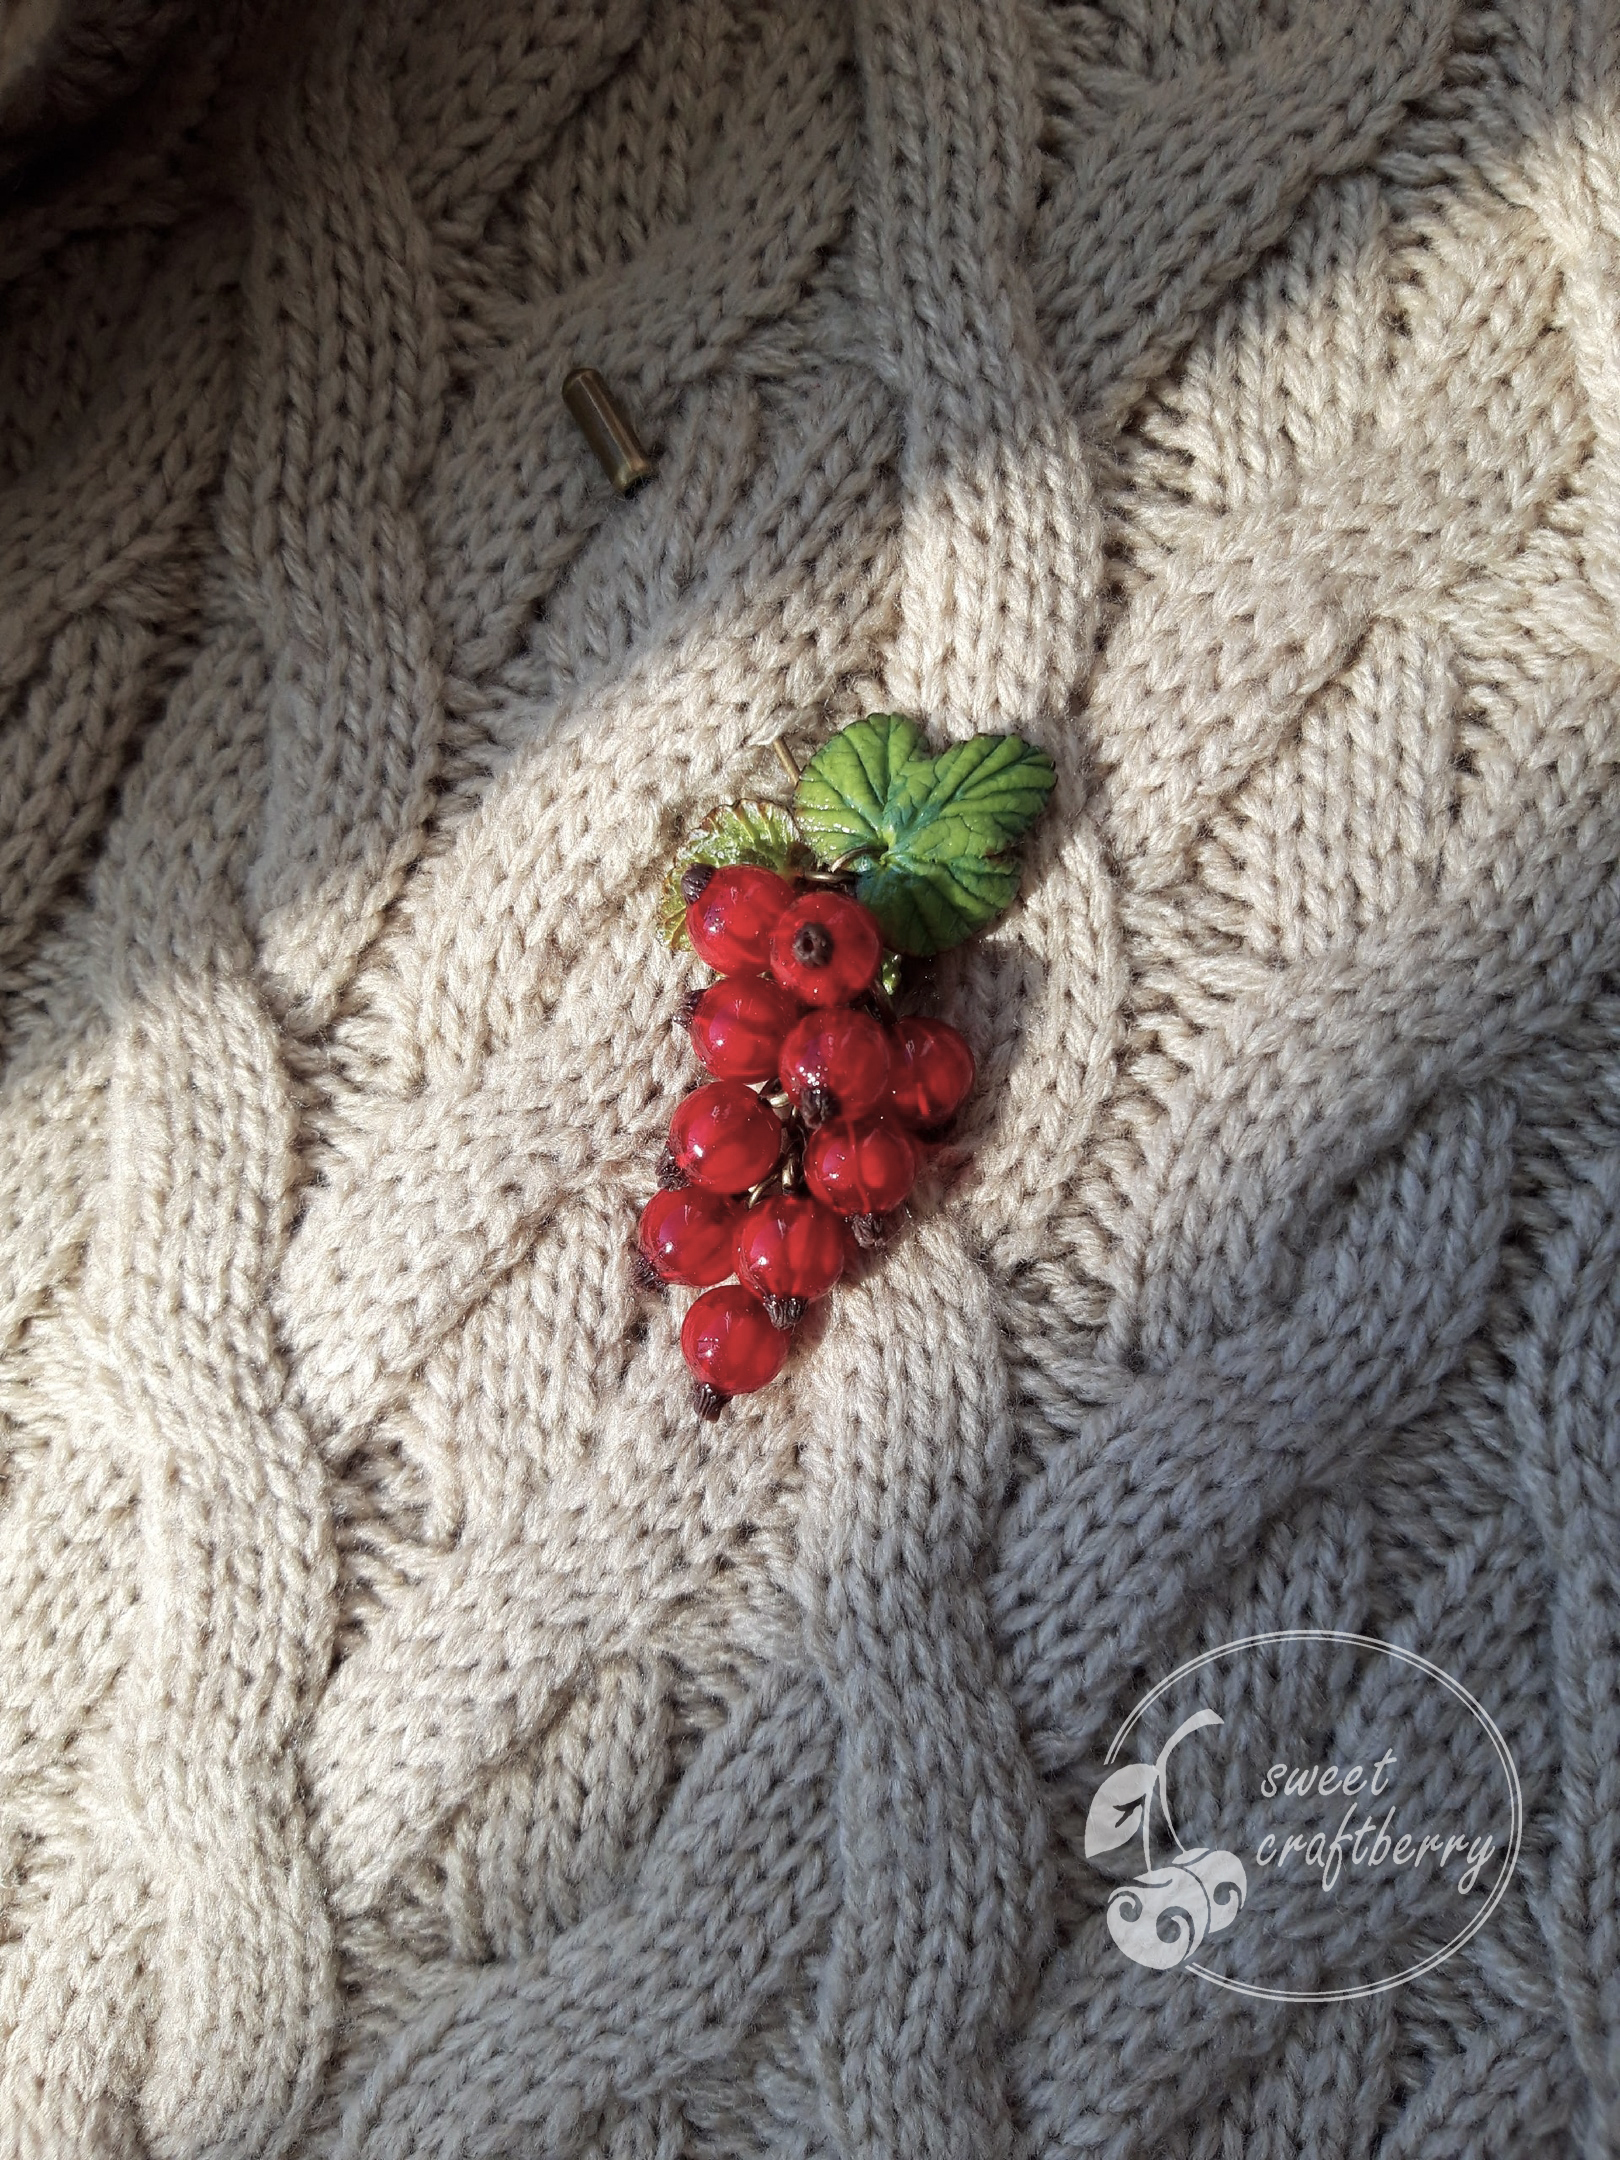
[1,1,1617,2155]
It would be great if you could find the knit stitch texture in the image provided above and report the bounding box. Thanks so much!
[1,0,1618,2153]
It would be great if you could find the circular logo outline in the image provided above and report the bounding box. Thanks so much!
[1103,1628,1524,2003]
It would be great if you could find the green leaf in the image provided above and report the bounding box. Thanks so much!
[658,798,813,948]
[792,715,1056,954]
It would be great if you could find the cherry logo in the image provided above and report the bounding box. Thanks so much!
[1085,1709,1247,1971]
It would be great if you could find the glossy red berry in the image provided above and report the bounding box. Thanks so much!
[803,1116,918,1218]
[636,1188,742,1287]
[768,890,882,1006]
[685,865,795,975]
[887,1016,976,1129]
[686,975,801,1083]
[778,1006,891,1125]
[733,1193,846,1325]
[682,1284,791,1409]
[668,1080,783,1193]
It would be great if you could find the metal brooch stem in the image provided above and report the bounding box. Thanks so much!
[561,367,656,494]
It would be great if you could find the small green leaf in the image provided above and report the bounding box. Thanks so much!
[793,715,1056,954]
[858,852,1022,957]
[659,798,813,948]
[792,714,930,863]
[878,949,905,1000]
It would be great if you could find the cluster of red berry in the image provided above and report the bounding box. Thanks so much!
[636,862,975,1417]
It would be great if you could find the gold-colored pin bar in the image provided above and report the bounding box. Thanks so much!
[561,368,656,495]
[770,738,802,786]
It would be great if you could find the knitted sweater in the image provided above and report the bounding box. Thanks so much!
[1,0,1617,2153]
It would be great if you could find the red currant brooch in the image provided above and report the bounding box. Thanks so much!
[637,714,1055,1418]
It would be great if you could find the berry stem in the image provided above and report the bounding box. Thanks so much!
[770,737,802,785]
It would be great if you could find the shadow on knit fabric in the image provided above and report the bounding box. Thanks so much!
[0,1,1618,2157]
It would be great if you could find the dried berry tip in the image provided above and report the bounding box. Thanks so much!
[656,1147,688,1190]
[680,863,715,906]
[676,988,704,1028]
[864,981,899,1022]
[791,922,834,967]
[630,1251,667,1293]
[799,1084,836,1128]
[762,1293,807,1330]
[693,1382,728,1420]
[850,1212,889,1249]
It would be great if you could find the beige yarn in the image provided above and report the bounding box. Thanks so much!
[2,0,1618,2152]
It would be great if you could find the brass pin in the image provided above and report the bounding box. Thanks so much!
[770,737,802,786]
[561,367,656,495]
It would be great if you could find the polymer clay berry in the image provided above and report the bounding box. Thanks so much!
[682,1284,791,1415]
[644,715,1056,1412]
[686,975,801,1083]
[887,1016,976,1130]
[768,890,881,1006]
[684,864,795,974]
[778,1006,891,1126]
[635,1188,743,1289]
[667,1080,783,1192]
[803,1117,918,1240]
[733,1191,846,1327]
